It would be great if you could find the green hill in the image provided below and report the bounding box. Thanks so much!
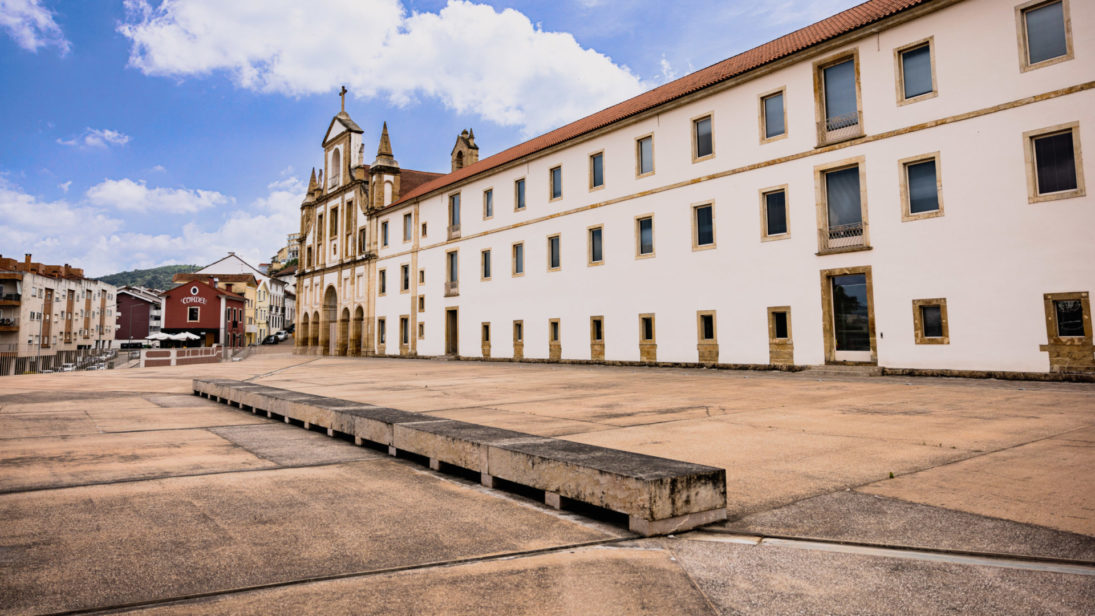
[98,264,199,291]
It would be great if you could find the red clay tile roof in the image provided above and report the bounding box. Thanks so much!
[390,0,929,208]
[401,168,446,194]
[173,273,257,285]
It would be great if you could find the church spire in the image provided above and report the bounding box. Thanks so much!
[377,122,393,158]
[307,167,317,191]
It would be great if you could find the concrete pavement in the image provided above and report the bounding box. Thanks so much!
[1,352,1092,614]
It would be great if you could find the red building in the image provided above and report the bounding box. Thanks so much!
[162,280,245,347]
[115,286,163,344]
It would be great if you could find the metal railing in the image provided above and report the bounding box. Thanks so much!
[820,222,866,252]
[820,112,862,143]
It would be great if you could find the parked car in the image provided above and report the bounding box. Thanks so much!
[261,335,279,344]
[61,363,75,372]
[286,323,295,334]
[275,330,288,341]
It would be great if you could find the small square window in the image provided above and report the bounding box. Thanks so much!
[636,135,654,176]
[912,298,949,344]
[1024,123,1085,203]
[895,39,936,104]
[590,152,604,189]
[693,115,713,160]
[761,187,789,239]
[1018,0,1073,71]
[550,166,562,200]
[761,90,786,141]
[188,306,200,322]
[900,153,943,220]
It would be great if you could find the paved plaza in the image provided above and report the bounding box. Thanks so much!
[1,350,1093,614]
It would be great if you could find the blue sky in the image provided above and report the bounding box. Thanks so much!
[0,0,861,277]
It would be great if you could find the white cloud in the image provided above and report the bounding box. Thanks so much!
[150,164,166,173]
[0,173,304,277]
[57,128,132,149]
[0,0,70,55]
[86,178,232,214]
[118,0,645,135]
[58,180,71,193]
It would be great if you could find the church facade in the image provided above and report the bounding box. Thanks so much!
[295,0,1093,377]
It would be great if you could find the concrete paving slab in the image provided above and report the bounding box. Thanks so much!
[87,405,269,433]
[424,405,615,437]
[861,428,1095,536]
[209,423,384,466]
[0,460,618,615]
[128,546,715,616]
[0,429,276,493]
[721,491,1095,562]
[661,536,1095,615]
[0,409,101,439]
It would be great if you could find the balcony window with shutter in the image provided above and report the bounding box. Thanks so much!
[816,159,868,254]
[816,53,862,144]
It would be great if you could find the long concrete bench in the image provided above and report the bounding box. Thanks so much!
[193,378,727,536]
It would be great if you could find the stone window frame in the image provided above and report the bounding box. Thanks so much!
[587,224,605,267]
[549,318,561,343]
[549,165,563,202]
[447,192,462,240]
[639,313,656,343]
[513,320,524,343]
[377,269,387,296]
[402,213,413,243]
[511,241,525,277]
[483,187,494,220]
[1044,291,1092,343]
[377,317,386,345]
[893,37,938,106]
[696,310,717,343]
[1015,0,1074,73]
[420,222,427,239]
[482,322,491,344]
[1023,121,1085,203]
[417,295,425,314]
[635,214,655,259]
[819,265,878,364]
[813,155,871,255]
[899,151,945,221]
[399,315,410,350]
[590,315,605,342]
[768,306,792,342]
[400,264,410,294]
[514,177,527,211]
[546,233,562,272]
[445,249,459,297]
[418,321,425,340]
[760,184,791,242]
[758,86,788,144]
[691,111,716,163]
[589,150,605,192]
[480,248,492,281]
[380,220,389,247]
[812,49,864,146]
[419,269,426,284]
[691,201,716,251]
[912,298,950,344]
[635,133,655,178]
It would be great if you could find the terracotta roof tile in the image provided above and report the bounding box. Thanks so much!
[390,0,927,208]
[401,169,446,195]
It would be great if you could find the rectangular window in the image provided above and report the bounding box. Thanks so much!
[817,158,868,253]
[512,242,524,276]
[515,178,526,210]
[591,316,604,342]
[590,152,604,189]
[550,166,562,200]
[482,323,490,343]
[761,90,786,140]
[418,322,425,340]
[912,298,949,344]
[421,222,427,238]
[817,53,861,143]
[381,221,389,247]
[900,153,943,220]
[698,311,716,342]
[1025,123,1085,202]
[481,249,492,280]
[1018,0,1072,70]
[1054,299,1083,336]
[449,193,461,226]
[418,295,425,313]
[419,269,425,284]
[403,213,413,242]
[330,207,338,235]
[547,234,561,271]
[772,311,789,339]
[550,319,560,343]
[693,204,714,249]
[187,307,200,321]
[401,264,410,292]
[483,188,493,219]
[762,188,789,239]
[693,115,713,160]
[447,251,458,283]
[400,317,409,345]
[588,226,604,265]
[640,314,655,342]
[378,318,386,344]
[513,320,523,342]
[636,216,654,257]
[896,40,935,102]
[636,135,654,176]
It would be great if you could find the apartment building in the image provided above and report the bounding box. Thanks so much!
[0,254,117,372]
[295,0,1093,377]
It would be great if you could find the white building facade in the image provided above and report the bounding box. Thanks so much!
[296,0,1094,378]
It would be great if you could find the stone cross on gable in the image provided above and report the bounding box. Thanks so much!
[339,86,347,112]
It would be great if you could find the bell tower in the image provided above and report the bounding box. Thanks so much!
[451,129,479,172]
